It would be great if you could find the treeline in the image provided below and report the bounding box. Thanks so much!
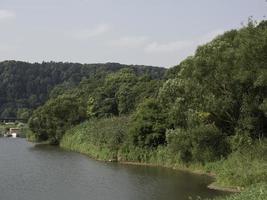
[0,61,165,118]
[29,68,163,143]
[29,20,267,196]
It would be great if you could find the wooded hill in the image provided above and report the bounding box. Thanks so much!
[0,61,165,118]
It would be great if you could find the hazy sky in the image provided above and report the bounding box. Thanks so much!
[0,0,266,67]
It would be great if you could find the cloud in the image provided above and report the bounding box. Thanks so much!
[144,29,224,54]
[197,29,224,44]
[70,24,110,40]
[0,44,18,53]
[0,10,16,20]
[145,41,194,53]
[109,36,148,48]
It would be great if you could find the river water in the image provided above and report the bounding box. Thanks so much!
[0,138,228,200]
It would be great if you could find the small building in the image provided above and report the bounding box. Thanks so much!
[9,128,21,138]
[5,122,15,125]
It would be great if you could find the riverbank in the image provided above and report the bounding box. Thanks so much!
[119,161,240,192]
[58,118,266,199]
[210,183,267,200]
[60,139,240,193]
[60,141,267,200]
[0,123,30,138]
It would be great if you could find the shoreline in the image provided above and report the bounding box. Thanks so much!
[26,137,241,194]
[58,142,241,194]
[119,161,241,193]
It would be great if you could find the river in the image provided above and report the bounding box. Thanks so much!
[0,138,228,200]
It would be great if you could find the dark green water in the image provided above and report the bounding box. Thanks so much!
[0,138,228,200]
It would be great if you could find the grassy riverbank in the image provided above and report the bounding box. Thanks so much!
[60,117,130,161]
[59,116,267,199]
[212,183,267,200]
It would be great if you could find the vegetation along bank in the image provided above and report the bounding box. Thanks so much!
[25,20,267,200]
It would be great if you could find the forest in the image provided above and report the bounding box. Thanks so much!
[0,61,165,118]
[3,20,267,199]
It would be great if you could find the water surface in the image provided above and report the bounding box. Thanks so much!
[0,138,227,200]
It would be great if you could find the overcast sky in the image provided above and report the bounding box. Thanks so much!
[0,0,266,67]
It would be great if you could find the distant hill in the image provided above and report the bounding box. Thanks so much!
[0,61,165,118]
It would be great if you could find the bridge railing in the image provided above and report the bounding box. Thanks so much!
[0,118,28,123]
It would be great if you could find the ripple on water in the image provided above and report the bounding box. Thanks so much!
[0,138,229,200]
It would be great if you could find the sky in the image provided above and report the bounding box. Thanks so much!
[0,0,266,68]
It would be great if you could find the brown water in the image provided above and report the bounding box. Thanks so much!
[0,138,228,200]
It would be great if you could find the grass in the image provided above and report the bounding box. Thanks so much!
[211,183,267,200]
[205,141,267,188]
[60,116,129,161]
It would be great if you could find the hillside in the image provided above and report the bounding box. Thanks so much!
[0,61,165,118]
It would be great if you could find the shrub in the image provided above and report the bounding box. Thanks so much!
[167,124,229,163]
[129,98,167,148]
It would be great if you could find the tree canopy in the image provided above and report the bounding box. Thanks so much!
[0,61,165,118]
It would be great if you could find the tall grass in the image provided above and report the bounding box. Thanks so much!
[205,141,267,188]
[60,116,129,161]
[212,183,267,200]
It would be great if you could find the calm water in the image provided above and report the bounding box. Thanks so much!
[0,138,227,200]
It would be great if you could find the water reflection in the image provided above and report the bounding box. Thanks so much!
[0,138,228,200]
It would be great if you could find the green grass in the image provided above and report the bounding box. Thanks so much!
[212,183,267,200]
[205,141,267,188]
[60,116,129,161]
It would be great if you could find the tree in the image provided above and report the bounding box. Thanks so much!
[167,124,229,163]
[29,94,87,144]
[17,108,31,120]
[129,98,167,148]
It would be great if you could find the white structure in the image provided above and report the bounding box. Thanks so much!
[11,133,18,138]
[9,128,20,138]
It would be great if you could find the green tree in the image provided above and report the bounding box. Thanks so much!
[129,98,167,148]
[29,94,87,144]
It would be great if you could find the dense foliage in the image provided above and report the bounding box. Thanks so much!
[129,98,167,148]
[157,20,267,163]
[29,68,163,144]
[29,94,87,143]
[0,61,165,118]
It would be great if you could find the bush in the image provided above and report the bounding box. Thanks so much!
[167,128,193,162]
[29,94,87,144]
[167,124,229,163]
[129,98,167,148]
